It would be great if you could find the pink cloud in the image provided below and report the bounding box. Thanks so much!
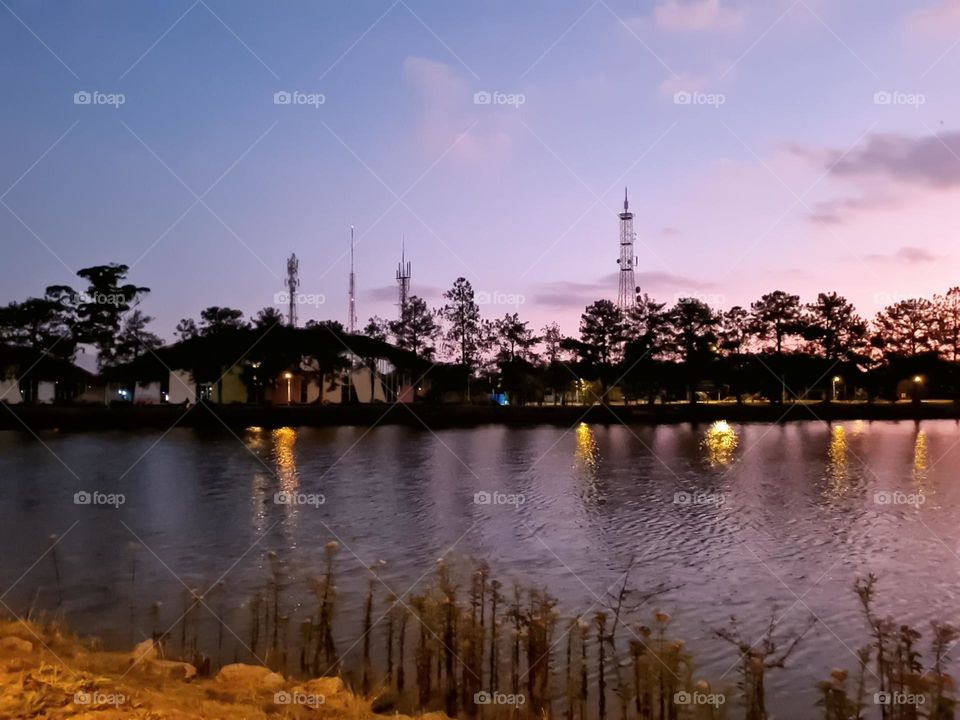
[402,56,515,165]
[906,0,960,36]
[652,0,745,32]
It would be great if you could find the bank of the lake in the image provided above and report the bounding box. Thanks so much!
[2,400,960,431]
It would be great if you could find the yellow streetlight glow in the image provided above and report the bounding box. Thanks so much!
[833,376,841,383]
[284,372,293,379]
[914,375,923,383]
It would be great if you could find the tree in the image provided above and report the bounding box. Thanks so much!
[623,292,668,359]
[666,298,719,404]
[541,322,563,364]
[114,310,162,365]
[253,307,285,331]
[363,316,389,343]
[719,306,751,403]
[389,295,440,360]
[493,313,538,363]
[198,306,248,335]
[175,318,199,342]
[750,290,804,355]
[872,299,934,358]
[440,279,483,399]
[804,292,866,362]
[74,264,150,368]
[575,299,625,397]
[932,287,960,361]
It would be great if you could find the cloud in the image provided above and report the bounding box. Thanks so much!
[651,0,745,32]
[402,56,514,163]
[830,132,960,188]
[809,194,900,225]
[906,0,960,36]
[863,246,940,263]
[532,272,715,309]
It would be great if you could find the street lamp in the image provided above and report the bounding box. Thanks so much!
[912,375,923,405]
[284,372,293,405]
[832,376,841,401]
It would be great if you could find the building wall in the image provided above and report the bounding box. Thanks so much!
[134,381,163,404]
[167,370,196,404]
[36,382,56,404]
[0,379,21,404]
[211,366,248,404]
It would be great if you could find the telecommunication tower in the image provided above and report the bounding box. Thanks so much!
[396,238,411,318]
[285,253,299,327]
[347,226,357,334]
[617,187,637,309]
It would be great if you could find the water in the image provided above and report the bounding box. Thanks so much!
[0,419,957,717]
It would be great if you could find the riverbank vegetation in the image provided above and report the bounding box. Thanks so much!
[8,550,958,719]
[4,263,960,405]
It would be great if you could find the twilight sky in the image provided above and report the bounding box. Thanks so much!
[2,0,960,342]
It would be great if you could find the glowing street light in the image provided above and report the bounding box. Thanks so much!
[284,372,293,405]
[832,375,841,401]
[912,375,923,404]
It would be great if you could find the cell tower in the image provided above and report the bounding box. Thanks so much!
[347,225,357,334]
[617,187,637,309]
[285,253,300,327]
[396,237,411,318]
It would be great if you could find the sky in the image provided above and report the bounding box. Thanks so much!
[2,0,960,343]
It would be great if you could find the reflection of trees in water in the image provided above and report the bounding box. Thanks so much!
[701,420,738,467]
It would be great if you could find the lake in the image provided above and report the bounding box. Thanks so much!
[0,419,956,717]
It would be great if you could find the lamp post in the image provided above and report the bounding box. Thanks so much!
[284,372,293,405]
[912,375,922,405]
[832,376,841,402]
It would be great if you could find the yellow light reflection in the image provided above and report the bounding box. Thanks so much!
[913,429,929,486]
[272,426,299,494]
[702,420,738,467]
[574,423,599,479]
[826,425,849,495]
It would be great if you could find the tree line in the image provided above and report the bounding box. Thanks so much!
[2,263,959,404]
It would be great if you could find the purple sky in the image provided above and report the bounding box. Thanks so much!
[2,0,960,343]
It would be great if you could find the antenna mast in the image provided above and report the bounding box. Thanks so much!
[617,187,637,309]
[285,253,300,327]
[396,237,411,319]
[347,225,357,333]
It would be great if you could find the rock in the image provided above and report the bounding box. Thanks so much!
[129,639,157,664]
[0,637,33,654]
[216,663,275,687]
[145,658,197,681]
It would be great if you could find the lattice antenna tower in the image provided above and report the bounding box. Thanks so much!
[396,236,411,319]
[347,226,358,334]
[285,253,300,327]
[617,187,637,309]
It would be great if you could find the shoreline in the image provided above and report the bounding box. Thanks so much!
[1,401,959,432]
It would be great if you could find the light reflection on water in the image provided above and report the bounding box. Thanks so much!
[0,420,958,720]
